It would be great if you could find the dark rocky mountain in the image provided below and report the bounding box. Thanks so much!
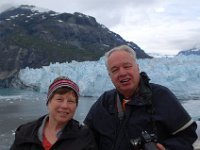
[177,48,200,56]
[0,5,151,86]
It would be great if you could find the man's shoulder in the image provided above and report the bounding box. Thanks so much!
[92,89,117,111]
[149,83,177,102]
[150,83,172,93]
[101,89,116,96]
[98,89,116,102]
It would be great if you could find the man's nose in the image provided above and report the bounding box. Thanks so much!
[118,67,126,75]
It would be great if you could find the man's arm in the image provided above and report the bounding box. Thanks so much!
[162,120,197,150]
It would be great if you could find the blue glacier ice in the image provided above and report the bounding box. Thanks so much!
[18,55,200,99]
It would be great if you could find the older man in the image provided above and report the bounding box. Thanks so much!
[84,45,197,150]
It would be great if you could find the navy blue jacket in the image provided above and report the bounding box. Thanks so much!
[84,74,197,150]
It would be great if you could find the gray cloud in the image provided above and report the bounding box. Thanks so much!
[0,0,200,55]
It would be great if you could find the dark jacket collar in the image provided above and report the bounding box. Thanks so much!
[117,72,152,106]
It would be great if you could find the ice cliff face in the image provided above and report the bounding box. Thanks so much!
[15,55,200,99]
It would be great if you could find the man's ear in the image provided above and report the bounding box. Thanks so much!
[137,64,140,71]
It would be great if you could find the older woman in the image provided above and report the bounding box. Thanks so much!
[10,76,97,150]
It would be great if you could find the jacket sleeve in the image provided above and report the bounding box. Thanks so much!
[84,97,101,146]
[153,85,198,150]
[162,121,197,150]
[10,141,17,150]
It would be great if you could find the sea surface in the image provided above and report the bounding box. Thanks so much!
[0,88,199,150]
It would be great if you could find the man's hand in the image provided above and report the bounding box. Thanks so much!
[156,143,165,150]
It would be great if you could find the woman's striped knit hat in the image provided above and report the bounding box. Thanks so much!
[47,76,79,104]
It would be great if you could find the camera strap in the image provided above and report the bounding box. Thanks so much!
[116,93,124,121]
[112,93,130,150]
[148,99,158,136]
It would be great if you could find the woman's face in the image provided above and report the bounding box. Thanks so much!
[47,90,77,125]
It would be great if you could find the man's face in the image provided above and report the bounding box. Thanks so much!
[107,50,140,98]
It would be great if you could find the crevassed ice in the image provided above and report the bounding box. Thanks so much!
[18,55,200,98]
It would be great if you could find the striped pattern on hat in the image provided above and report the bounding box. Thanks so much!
[47,78,79,103]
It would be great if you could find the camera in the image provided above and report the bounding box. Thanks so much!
[130,131,158,150]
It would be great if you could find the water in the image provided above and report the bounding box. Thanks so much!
[0,88,199,150]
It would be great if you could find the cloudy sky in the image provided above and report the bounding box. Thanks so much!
[1,0,200,55]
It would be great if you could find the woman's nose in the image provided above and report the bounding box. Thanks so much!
[61,101,69,107]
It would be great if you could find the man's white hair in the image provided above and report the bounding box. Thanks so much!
[105,45,137,71]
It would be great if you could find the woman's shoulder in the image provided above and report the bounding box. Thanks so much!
[15,115,45,136]
[64,119,93,138]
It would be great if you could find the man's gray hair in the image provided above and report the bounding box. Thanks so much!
[105,45,137,70]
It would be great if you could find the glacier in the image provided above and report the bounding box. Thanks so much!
[17,55,200,99]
